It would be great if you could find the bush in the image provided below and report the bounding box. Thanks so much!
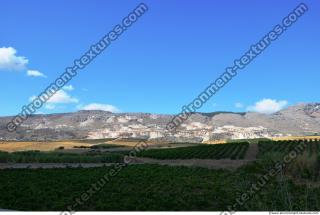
[287,152,319,181]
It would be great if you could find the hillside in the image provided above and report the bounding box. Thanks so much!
[0,103,319,142]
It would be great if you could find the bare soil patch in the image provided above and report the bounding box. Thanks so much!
[131,157,254,170]
[244,143,259,160]
[0,163,114,169]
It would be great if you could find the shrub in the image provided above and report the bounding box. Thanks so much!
[286,151,319,181]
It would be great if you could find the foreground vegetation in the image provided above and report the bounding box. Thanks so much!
[0,138,320,211]
[258,140,320,181]
[0,162,320,211]
[137,142,249,160]
[258,139,320,158]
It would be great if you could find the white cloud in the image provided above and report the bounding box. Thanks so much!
[27,70,46,78]
[29,90,78,104]
[47,90,78,104]
[247,99,288,114]
[63,85,74,91]
[81,103,120,113]
[0,47,29,71]
[45,104,55,110]
[235,102,244,108]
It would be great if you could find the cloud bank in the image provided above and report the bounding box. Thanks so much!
[81,103,120,113]
[247,99,288,114]
[0,47,28,71]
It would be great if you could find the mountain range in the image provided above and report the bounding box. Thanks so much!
[0,103,319,142]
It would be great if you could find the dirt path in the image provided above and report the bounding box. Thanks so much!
[131,157,254,170]
[0,163,115,169]
[0,158,255,170]
[244,143,259,160]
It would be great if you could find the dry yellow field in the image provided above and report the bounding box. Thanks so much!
[202,140,227,145]
[0,139,147,152]
[272,136,320,141]
[0,141,95,152]
[107,140,159,147]
[203,136,320,145]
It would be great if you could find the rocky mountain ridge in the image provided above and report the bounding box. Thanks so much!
[0,103,319,142]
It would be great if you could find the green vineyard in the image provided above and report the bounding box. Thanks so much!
[137,142,249,160]
[257,140,320,158]
[0,151,124,163]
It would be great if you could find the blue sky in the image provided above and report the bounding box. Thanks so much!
[0,0,319,116]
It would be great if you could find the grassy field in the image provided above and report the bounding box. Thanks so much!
[137,142,249,160]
